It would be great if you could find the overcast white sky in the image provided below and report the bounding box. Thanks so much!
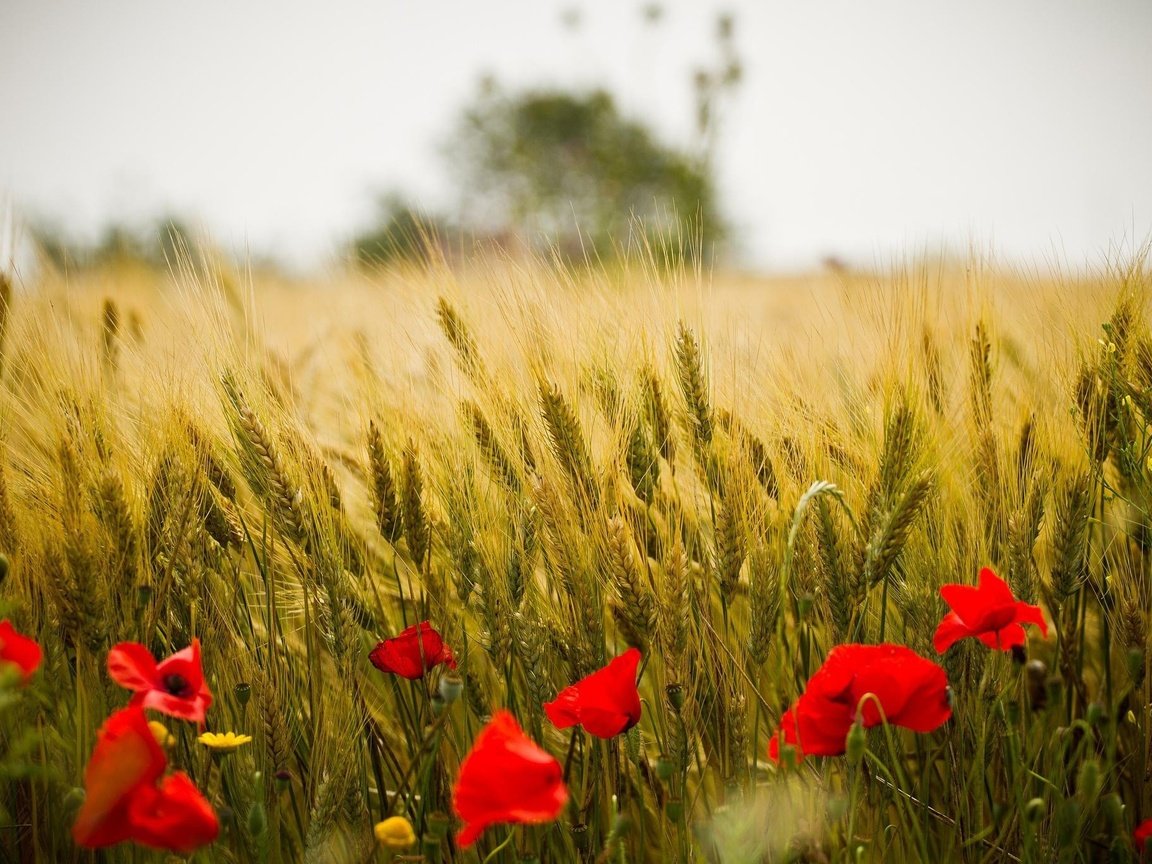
[1,0,1150,271]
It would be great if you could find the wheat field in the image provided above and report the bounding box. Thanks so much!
[0,250,1148,863]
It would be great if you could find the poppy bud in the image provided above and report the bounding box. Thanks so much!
[664,799,684,822]
[62,786,86,814]
[625,726,641,764]
[1025,659,1047,710]
[439,672,463,704]
[274,769,292,789]
[1023,797,1045,823]
[654,754,676,781]
[845,720,866,767]
[426,811,450,840]
[572,823,590,852]
[1077,759,1100,803]
[666,683,685,713]
[374,815,416,849]
[1101,793,1124,831]
[1086,702,1105,726]
[248,801,267,839]
[234,682,252,708]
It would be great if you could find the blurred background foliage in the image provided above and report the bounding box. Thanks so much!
[28,7,743,275]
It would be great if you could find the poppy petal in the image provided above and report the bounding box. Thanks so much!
[72,707,166,848]
[154,639,205,692]
[107,643,161,691]
[131,690,213,724]
[938,584,989,630]
[0,620,42,683]
[126,772,219,853]
[977,624,1027,651]
[976,568,1016,606]
[453,711,567,848]
[370,622,455,679]
[1012,601,1048,637]
[543,649,641,739]
[933,611,975,653]
[542,685,581,730]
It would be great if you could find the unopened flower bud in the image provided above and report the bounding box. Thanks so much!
[572,822,591,851]
[1086,702,1105,726]
[426,811,450,840]
[1101,793,1124,831]
[1025,659,1047,711]
[664,799,684,822]
[248,801,267,838]
[62,787,86,814]
[666,683,684,713]
[654,754,675,782]
[438,672,463,704]
[845,721,866,767]
[234,682,252,708]
[1077,759,1100,803]
[1024,797,1045,823]
[374,815,416,849]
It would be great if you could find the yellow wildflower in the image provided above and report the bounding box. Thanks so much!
[148,721,175,749]
[197,731,253,753]
[374,815,416,849]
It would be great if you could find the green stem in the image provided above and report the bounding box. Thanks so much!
[480,828,516,864]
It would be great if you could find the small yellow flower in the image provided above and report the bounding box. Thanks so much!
[148,721,175,749]
[374,815,416,849]
[198,731,253,753]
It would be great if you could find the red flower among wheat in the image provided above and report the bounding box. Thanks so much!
[72,706,218,853]
[107,639,213,723]
[369,621,457,680]
[544,647,642,739]
[0,620,42,685]
[769,643,951,762]
[933,567,1048,653]
[452,710,568,848]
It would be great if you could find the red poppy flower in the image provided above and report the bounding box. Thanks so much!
[72,706,218,853]
[107,639,213,723]
[933,567,1048,653]
[544,648,642,738]
[369,621,456,680]
[768,643,951,762]
[0,620,42,684]
[1137,819,1152,856]
[452,710,568,848]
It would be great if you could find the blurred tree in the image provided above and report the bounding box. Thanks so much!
[449,85,722,265]
[350,194,452,268]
